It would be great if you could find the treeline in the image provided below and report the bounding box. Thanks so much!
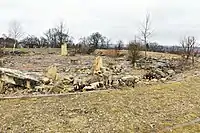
[0,20,198,55]
[0,20,127,54]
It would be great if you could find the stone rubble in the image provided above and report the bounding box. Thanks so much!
[0,55,183,95]
[140,57,180,81]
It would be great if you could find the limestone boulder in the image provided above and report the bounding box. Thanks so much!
[121,75,137,87]
[45,65,59,81]
[63,75,74,85]
[167,69,175,76]
[154,69,166,78]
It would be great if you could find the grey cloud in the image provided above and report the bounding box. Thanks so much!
[1,0,200,45]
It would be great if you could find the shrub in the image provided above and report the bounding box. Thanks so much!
[128,41,142,66]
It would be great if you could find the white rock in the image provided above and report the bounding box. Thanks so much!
[90,82,100,89]
[42,77,50,84]
[160,78,167,82]
[167,69,175,76]
[151,78,158,82]
[83,86,95,91]
[121,75,136,81]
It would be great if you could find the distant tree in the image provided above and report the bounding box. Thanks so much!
[67,36,75,48]
[99,37,107,49]
[40,37,48,47]
[77,37,90,54]
[87,32,106,51]
[0,36,16,48]
[105,38,111,49]
[44,28,57,48]
[148,42,164,52]
[44,21,70,48]
[0,34,7,48]
[8,20,24,52]
[139,13,153,58]
[116,40,124,50]
[55,21,69,47]
[180,36,196,64]
[22,35,40,48]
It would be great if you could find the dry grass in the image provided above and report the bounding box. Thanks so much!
[0,76,200,132]
[140,51,180,59]
[94,49,180,59]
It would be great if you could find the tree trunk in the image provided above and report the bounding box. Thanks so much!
[192,50,195,65]
[144,38,147,69]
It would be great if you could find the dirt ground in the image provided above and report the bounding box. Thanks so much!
[2,53,145,83]
[1,49,179,77]
[0,74,200,132]
[0,50,199,132]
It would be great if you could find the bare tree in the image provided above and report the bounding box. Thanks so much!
[180,36,196,64]
[139,13,153,58]
[105,38,111,49]
[44,28,56,48]
[44,21,69,48]
[56,21,69,47]
[128,41,142,67]
[77,37,90,54]
[87,32,106,52]
[116,40,124,50]
[21,35,41,48]
[8,20,23,52]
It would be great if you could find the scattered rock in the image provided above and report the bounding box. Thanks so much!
[151,79,158,82]
[42,77,50,85]
[121,75,136,87]
[154,69,166,78]
[160,78,167,82]
[45,65,59,81]
[167,69,175,76]
[63,75,74,85]
[0,55,184,95]
[83,86,95,91]
[0,67,40,92]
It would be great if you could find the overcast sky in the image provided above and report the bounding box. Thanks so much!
[0,0,200,45]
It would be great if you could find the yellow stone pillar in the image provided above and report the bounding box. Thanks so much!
[61,43,67,56]
[93,56,103,74]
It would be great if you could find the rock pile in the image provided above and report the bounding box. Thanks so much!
[137,57,179,81]
[0,56,141,95]
[54,56,139,92]
[0,56,183,95]
[60,74,139,92]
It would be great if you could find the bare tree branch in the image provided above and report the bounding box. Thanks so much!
[8,20,24,52]
[8,20,23,40]
[139,13,153,59]
[180,36,196,63]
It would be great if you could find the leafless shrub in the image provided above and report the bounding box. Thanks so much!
[180,36,196,65]
[128,41,142,66]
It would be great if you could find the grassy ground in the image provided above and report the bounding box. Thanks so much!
[95,49,180,59]
[0,76,200,133]
[3,48,180,59]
